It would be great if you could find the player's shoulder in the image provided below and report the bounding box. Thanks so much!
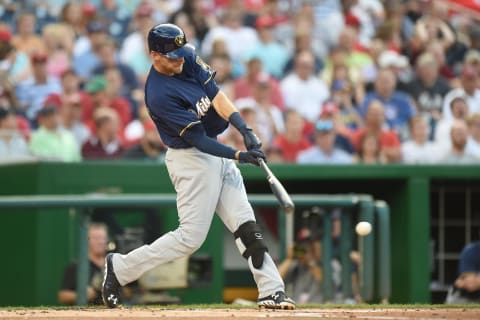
[183,45,215,81]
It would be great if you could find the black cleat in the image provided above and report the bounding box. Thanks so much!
[102,253,121,308]
[257,291,296,310]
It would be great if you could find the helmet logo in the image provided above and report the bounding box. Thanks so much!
[175,35,185,47]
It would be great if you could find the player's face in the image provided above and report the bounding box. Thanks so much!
[152,51,185,75]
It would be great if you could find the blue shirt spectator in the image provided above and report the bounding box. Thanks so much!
[360,69,416,141]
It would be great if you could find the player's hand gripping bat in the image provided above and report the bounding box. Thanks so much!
[258,158,295,214]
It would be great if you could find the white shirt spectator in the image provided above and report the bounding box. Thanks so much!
[442,88,480,120]
[280,74,329,122]
[0,132,30,161]
[401,140,439,164]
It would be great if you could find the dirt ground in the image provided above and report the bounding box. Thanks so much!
[0,307,479,320]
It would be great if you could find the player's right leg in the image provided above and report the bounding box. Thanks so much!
[215,158,295,310]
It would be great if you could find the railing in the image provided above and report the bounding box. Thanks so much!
[0,193,389,305]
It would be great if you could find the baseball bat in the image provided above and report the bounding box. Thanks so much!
[258,158,295,214]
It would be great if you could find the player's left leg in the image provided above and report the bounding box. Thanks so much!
[215,158,295,310]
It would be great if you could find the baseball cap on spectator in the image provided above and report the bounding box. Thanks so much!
[378,50,409,69]
[136,4,154,18]
[85,75,107,93]
[30,51,48,64]
[38,104,59,117]
[255,72,270,88]
[255,15,276,29]
[0,27,12,42]
[344,13,361,29]
[315,119,334,132]
[82,2,97,16]
[320,102,339,117]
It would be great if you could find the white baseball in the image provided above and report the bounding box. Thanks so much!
[355,221,372,236]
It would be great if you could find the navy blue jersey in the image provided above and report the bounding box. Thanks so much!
[145,48,228,148]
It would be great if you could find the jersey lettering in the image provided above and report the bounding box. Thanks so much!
[195,96,211,117]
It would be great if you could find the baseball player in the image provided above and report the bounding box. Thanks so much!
[102,23,295,310]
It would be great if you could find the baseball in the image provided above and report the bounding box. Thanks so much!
[355,221,372,236]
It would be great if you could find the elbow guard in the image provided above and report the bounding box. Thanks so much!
[234,221,268,269]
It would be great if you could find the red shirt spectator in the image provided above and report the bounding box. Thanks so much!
[271,110,311,162]
[233,58,285,110]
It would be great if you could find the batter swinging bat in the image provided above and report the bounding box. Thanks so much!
[258,158,295,214]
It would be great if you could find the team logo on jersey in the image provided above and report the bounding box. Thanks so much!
[175,35,185,47]
[195,96,211,117]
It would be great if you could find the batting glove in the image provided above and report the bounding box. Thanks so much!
[242,128,262,150]
[238,149,266,166]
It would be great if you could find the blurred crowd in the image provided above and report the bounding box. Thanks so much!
[1,0,480,164]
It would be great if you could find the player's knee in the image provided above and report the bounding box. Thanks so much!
[234,221,268,269]
[178,225,209,253]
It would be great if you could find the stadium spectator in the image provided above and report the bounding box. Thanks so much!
[329,79,363,131]
[233,56,284,109]
[434,92,469,154]
[283,29,323,77]
[235,74,284,146]
[277,228,323,304]
[57,93,91,146]
[0,108,30,161]
[437,120,480,164]
[58,223,109,305]
[271,109,311,163]
[168,0,210,44]
[414,2,455,51]
[360,68,416,141]
[405,52,451,137]
[82,75,132,131]
[41,23,75,77]
[245,15,290,79]
[442,66,480,120]
[93,36,140,115]
[402,115,439,164]
[354,131,385,164]
[281,50,329,123]
[122,119,166,162]
[208,53,235,100]
[72,20,108,80]
[11,12,46,55]
[29,103,80,162]
[201,9,259,71]
[81,107,124,160]
[445,240,480,304]
[466,113,480,158]
[120,4,156,83]
[16,51,62,122]
[318,101,355,155]
[353,100,402,163]
[297,119,353,164]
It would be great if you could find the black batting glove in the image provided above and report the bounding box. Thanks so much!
[238,149,266,166]
[242,128,262,150]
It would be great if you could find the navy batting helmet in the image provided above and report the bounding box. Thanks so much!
[148,23,190,59]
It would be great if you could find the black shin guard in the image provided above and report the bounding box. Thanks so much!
[234,221,268,269]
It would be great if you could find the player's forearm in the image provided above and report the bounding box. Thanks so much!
[183,129,237,159]
[211,91,238,121]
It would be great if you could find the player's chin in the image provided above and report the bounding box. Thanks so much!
[174,64,184,74]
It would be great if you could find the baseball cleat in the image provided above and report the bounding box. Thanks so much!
[257,291,296,310]
[102,253,121,308]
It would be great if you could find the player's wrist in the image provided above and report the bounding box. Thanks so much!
[229,111,248,133]
[235,150,241,160]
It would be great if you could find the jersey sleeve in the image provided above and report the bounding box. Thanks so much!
[185,49,220,100]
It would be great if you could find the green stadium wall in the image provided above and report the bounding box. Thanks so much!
[0,162,479,306]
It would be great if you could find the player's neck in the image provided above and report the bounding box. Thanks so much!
[153,62,174,76]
